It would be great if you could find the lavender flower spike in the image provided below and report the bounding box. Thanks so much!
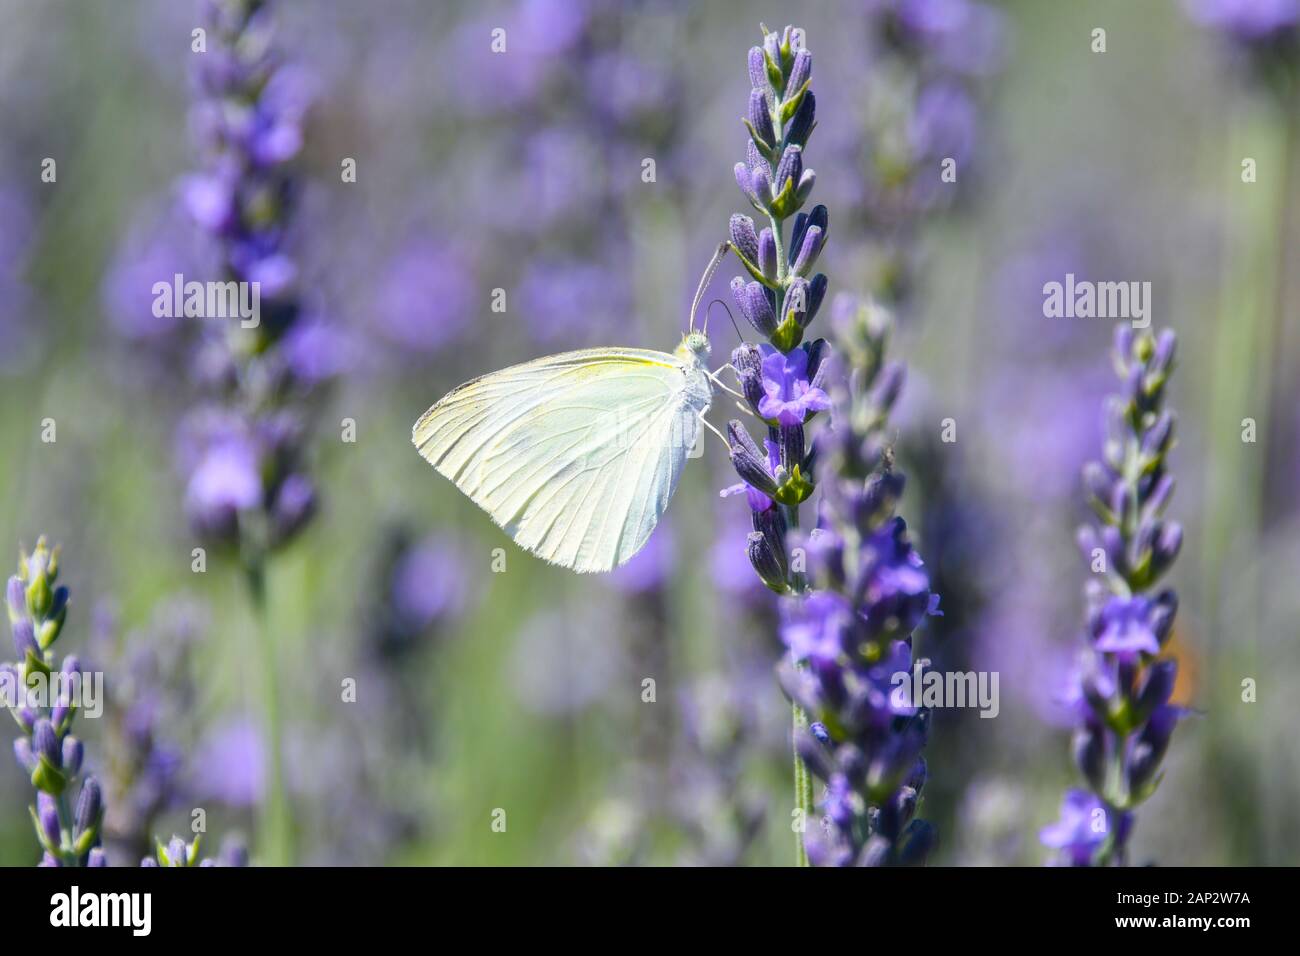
[1041,327,1186,866]
[142,833,249,868]
[2,537,105,866]
[778,296,941,866]
[722,23,837,867]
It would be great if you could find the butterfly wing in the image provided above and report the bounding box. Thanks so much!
[412,348,712,573]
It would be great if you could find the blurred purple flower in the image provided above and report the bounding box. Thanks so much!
[373,239,475,353]
[1039,790,1126,867]
[1091,595,1163,660]
[1185,0,1299,40]
[390,535,472,629]
[191,717,266,808]
[519,258,628,345]
[183,432,262,538]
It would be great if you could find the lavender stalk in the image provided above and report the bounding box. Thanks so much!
[776,297,941,866]
[179,0,326,865]
[724,26,940,866]
[2,538,106,867]
[721,23,831,865]
[1040,326,1185,866]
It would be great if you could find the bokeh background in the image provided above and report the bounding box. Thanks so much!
[1,0,1297,865]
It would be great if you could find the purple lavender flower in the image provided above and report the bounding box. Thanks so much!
[176,0,330,558]
[174,0,327,865]
[772,299,941,866]
[1039,790,1131,867]
[190,716,266,808]
[2,537,103,866]
[757,345,831,427]
[1042,327,1186,866]
[372,238,475,354]
[721,27,939,867]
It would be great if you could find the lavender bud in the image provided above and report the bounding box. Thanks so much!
[1127,706,1180,792]
[1148,590,1178,646]
[37,791,62,847]
[734,162,754,203]
[763,31,781,69]
[75,777,102,835]
[792,226,825,277]
[14,738,35,772]
[774,144,802,194]
[1150,522,1183,578]
[12,618,37,659]
[805,338,831,389]
[744,282,777,336]
[789,204,828,265]
[747,87,775,147]
[757,228,778,280]
[786,49,811,98]
[751,505,789,572]
[795,168,816,203]
[727,421,779,498]
[786,89,816,147]
[728,214,760,266]
[747,46,766,88]
[6,574,26,619]
[86,848,107,866]
[785,277,811,326]
[1100,525,1127,578]
[730,277,754,328]
[1140,411,1175,462]
[731,344,766,413]
[1113,324,1135,366]
[747,532,787,593]
[33,719,60,768]
[1134,659,1177,722]
[1150,329,1176,377]
[805,274,828,327]
[869,362,906,414]
[1082,462,1114,513]
[749,164,772,205]
[168,836,190,867]
[62,736,83,776]
[1145,474,1176,517]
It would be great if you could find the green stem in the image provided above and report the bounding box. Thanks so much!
[792,694,812,867]
[246,558,293,866]
[782,495,814,866]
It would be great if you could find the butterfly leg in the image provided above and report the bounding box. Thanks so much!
[697,409,730,450]
[707,366,747,402]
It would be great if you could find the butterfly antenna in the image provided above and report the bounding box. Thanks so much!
[705,297,744,344]
[689,242,730,332]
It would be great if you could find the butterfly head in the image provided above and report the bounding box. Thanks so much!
[677,331,712,367]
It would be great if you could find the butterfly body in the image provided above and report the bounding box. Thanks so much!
[412,333,714,573]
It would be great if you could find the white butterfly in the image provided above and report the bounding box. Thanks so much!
[412,246,736,574]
